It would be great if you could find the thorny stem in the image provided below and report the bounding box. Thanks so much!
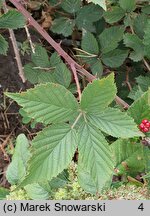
[9,0,130,109]
[3,1,26,82]
[71,63,81,101]
[71,113,82,129]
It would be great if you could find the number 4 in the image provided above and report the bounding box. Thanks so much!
[138,203,144,211]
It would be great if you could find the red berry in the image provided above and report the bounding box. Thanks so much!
[139,123,145,129]
[143,127,149,133]
[145,122,150,128]
[142,119,148,124]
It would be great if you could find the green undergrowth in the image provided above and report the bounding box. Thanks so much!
[6,162,150,200]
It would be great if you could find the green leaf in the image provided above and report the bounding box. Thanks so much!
[128,86,144,101]
[119,0,136,12]
[88,108,143,138]
[19,108,32,124]
[123,33,144,62]
[25,60,71,88]
[49,170,69,189]
[49,52,62,67]
[90,58,103,77]
[78,160,97,194]
[0,34,8,55]
[136,76,150,92]
[52,63,72,88]
[133,14,148,39]
[81,31,99,55]
[20,124,77,186]
[0,10,25,29]
[5,83,79,124]
[98,26,124,54]
[111,139,148,175]
[78,122,114,192]
[76,4,103,30]
[51,17,74,37]
[6,134,31,185]
[143,20,150,50]
[25,183,50,200]
[102,49,128,67]
[24,63,54,84]
[80,73,117,114]
[87,0,107,11]
[142,5,150,15]
[128,90,150,125]
[61,0,81,13]
[103,6,125,24]
[31,45,50,68]
[0,187,9,200]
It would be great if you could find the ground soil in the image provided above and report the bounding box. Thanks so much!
[0,31,34,188]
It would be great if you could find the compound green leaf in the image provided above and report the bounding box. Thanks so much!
[98,26,124,54]
[6,134,31,185]
[123,33,144,62]
[119,0,136,12]
[103,6,125,24]
[31,45,50,68]
[0,10,25,29]
[102,49,128,67]
[80,73,117,114]
[87,0,107,11]
[61,0,81,13]
[51,17,75,37]
[19,124,77,186]
[111,139,148,175]
[81,31,99,55]
[88,108,143,138]
[0,34,8,55]
[6,83,79,124]
[78,122,114,192]
[128,89,150,124]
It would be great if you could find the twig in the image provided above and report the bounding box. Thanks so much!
[115,96,129,109]
[71,63,81,101]
[24,25,35,53]
[8,0,94,81]
[126,66,132,91]
[3,1,26,83]
[143,58,150,73]
[8,0,130,109]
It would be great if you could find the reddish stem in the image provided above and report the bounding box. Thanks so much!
[9,0,94,81]
[71,63,81,101]
[8,0,129,109]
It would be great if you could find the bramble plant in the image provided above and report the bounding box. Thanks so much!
[0,0,150,199]
[5,74,150,194]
